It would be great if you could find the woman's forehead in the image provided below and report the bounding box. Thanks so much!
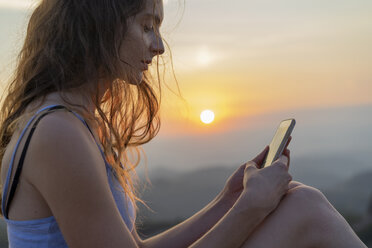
[140,0,164,21]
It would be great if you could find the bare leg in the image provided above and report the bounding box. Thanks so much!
[240,182,366,248]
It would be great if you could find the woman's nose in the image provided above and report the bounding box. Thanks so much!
[150,37,165,56]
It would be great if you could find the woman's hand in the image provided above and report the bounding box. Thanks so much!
[240,154,292,214]
[218,137,292,208]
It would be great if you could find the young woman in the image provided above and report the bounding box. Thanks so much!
[0,0,366,247]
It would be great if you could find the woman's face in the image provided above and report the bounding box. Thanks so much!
[119,0,165,85]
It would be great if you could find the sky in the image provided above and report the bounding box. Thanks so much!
[0,0,371,173]
[161,0,372,121]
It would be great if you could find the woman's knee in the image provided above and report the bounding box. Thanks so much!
[288,180,304,190]
[239,185,329,248]
[283,185,358,247]
[284,184,333,226]
[286,182,330,219]
[286,184,328,205]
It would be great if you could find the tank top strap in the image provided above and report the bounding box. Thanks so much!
[1,104,109,218]
[64,108,112,168]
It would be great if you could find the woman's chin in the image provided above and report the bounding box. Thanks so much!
[124,71,143,85]
[135,71,144,84]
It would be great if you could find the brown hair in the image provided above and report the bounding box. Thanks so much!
[0,0,178,220]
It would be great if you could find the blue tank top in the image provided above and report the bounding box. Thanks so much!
[1,104,136,247]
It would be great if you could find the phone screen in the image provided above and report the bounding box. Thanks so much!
[261,119,296,168]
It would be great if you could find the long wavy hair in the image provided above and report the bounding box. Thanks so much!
[0,0,178,221]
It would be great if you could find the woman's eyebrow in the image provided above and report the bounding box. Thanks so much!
[143,13,163,26]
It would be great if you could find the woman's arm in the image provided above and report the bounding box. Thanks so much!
[140,192,236,248]
[190,191,266,248]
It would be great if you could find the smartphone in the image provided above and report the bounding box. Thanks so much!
[261,119,296,168]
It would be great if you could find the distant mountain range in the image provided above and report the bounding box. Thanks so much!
[136,153,372,222]
[323,171,372,215]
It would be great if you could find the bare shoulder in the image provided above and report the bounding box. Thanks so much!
[32,110,96,151]
[25,110,137,247]
[26,110,106,185]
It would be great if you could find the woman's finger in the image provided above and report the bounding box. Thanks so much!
[283,148,290,168]
[252,146,270,166]
[284,136,292,150]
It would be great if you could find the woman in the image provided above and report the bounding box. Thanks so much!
[0,0,366,247]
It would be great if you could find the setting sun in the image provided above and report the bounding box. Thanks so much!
[200,110,215,124]
[196,46,212,66]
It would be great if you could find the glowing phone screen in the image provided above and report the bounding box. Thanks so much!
[262,119,295,168]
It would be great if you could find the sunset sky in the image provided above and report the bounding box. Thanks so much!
[160,0,372,131]
[0,0,371,172]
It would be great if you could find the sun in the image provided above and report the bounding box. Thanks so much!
[196,47,212,66]
[200,110,215,124]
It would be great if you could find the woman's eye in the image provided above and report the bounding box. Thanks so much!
[144,25,153,32]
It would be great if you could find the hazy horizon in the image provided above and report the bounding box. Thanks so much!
[137,103,372,176]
